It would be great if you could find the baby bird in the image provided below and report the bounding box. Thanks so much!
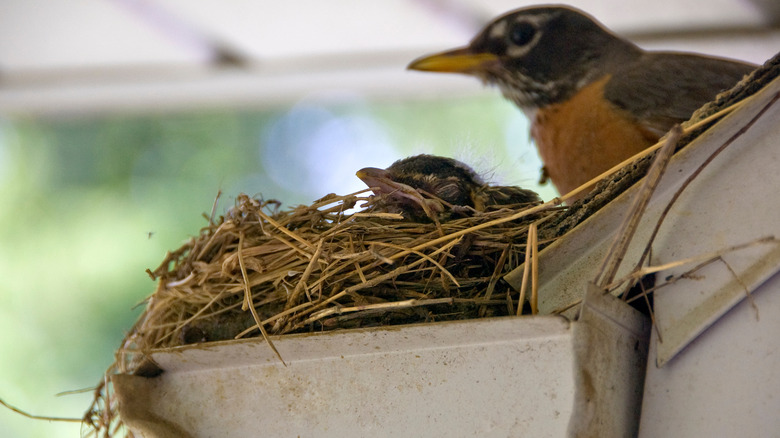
[356,154,540,221]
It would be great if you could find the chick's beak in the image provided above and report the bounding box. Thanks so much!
[407,47,499,74]
[356,167,386,184]
[356,167,396,196]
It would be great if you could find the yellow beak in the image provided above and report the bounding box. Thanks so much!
[407,47,499,74]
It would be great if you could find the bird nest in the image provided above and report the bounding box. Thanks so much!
[126,189,558,355]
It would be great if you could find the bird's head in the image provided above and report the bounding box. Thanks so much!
[356,154,483,218]
[357,154,540,220]
[408,5,640,111]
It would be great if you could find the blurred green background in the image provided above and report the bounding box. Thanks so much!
[0,94,552,437]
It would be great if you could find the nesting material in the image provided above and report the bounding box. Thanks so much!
[128,189,556,353]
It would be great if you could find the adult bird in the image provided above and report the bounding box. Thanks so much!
[408,5,755,199]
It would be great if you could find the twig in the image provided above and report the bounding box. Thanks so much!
[481,245,510,316]
[595,125,681,288]
[720,258,760,320]
[238,231,286,366]
[255,208,315,251]
[286,239,324,308]
[608,236,778,291]
[529,222,539,314]
[209,189,222,226]
[311,297,455,320]
[0,397,81,423]
[516,232,532,317]
[551,298,583,315]
[195,220,235,260]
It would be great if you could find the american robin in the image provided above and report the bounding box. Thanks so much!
[356,154,540,220]
[408,5,756,199]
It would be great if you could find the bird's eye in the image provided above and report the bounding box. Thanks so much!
[508,21,536,46]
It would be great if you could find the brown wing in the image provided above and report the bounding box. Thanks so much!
[604,53,755,136]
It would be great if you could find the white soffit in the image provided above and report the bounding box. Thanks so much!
[0,0,777,114]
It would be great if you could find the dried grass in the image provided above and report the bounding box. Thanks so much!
[137,191,556,347]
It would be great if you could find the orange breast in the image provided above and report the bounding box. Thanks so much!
[531,75,658,199]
